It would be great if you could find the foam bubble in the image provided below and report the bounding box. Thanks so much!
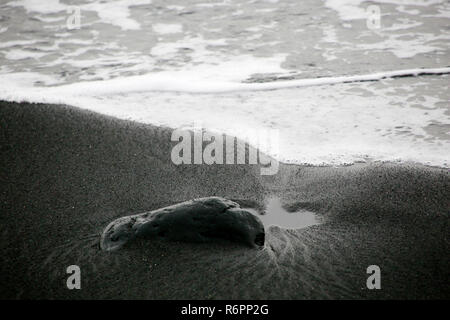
[152,23,183,34]
[7,0,67,14]
[325,0,444,21]
[8,0,153,30]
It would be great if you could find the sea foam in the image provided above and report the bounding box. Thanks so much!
[0,67,448,168]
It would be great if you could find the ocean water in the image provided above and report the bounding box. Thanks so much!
[0,0,449,167]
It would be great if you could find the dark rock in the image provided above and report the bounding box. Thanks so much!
[100,197,265,251]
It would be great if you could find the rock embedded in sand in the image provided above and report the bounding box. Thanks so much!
[100,197,265,251]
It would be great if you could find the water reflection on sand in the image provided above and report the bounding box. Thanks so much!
[244,196,322,230]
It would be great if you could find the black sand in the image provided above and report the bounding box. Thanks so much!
[0,101,448,299]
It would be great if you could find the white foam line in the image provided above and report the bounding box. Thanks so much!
[237,67,450,92]
[47,67,450,95]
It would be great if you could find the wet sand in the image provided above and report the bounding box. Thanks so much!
[0,101,448,299]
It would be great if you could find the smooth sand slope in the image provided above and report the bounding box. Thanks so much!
[0,101,448,299]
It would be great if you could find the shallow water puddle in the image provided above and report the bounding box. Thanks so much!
[244,197,322,230]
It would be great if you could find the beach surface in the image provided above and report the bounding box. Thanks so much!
[0,101,449,299]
